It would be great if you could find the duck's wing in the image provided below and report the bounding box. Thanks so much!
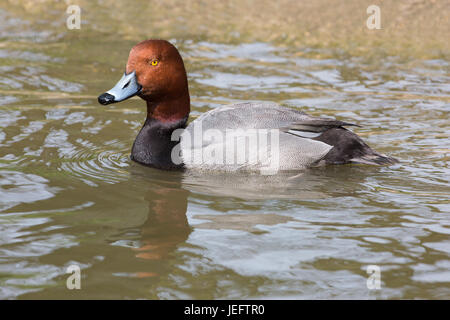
[187,102,310,131]
[281,117,360,133]
[188,102,358,132]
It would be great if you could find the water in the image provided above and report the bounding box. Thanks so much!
[0,1,449,299]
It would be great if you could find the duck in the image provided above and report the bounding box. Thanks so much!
[98,39,397,173]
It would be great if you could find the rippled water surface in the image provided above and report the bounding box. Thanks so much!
[0,1,449,299]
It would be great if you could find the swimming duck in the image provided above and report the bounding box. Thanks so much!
[98,39,397,172]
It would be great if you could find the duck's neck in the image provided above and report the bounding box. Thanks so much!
[131,93,189,170]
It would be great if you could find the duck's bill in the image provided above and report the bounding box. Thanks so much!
[98,71,142,105]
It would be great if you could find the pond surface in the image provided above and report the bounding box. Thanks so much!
[0,1,449,299]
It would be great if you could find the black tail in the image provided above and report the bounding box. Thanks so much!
[350,151,398,165]
[313,127,398,165]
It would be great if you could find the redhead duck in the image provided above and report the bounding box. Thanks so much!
[98,39,397,172]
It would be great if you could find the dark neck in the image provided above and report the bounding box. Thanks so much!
[131,95,189,170]
[131,116,187,170]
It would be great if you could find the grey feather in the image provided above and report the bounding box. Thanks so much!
[281,118,360,133]
[180,102,396,171]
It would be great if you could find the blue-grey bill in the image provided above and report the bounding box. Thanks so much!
[98,71,142,105]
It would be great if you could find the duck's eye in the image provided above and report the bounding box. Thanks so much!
[150,60,159,66]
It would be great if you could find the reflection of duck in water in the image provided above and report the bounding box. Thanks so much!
[134,183,190,261]
[182,165,378,200]
[128,168,191,276]
[98,39,397,172]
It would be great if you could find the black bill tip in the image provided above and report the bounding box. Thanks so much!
[98,93,115,105]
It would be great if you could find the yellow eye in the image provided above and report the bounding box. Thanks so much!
[151,60,158,66]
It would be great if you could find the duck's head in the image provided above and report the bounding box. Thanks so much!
[98,39,190,122]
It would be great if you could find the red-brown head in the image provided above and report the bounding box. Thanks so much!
[98,40,190,122]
